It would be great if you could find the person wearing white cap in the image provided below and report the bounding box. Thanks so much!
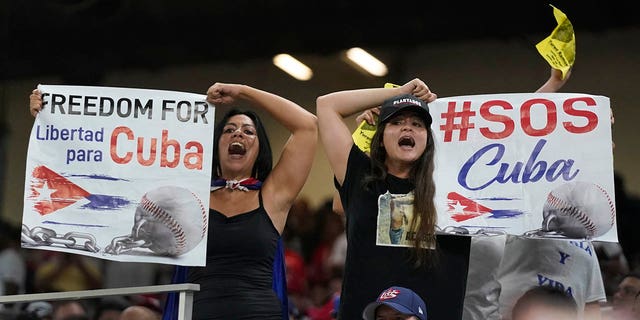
[363,286,427,320]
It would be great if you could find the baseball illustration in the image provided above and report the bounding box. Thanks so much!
[541,181,616,239]
[132,185,208,256]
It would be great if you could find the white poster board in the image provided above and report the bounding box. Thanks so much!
[431,93,616,242]
[22,85,214,266]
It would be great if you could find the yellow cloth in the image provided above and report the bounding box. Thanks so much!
[351,83,399,153]
[535,5,576,79]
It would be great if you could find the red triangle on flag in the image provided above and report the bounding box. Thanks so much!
[447,191,493,222]
[28,165,90,215]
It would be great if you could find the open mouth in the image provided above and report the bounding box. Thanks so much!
[228,142,246,155]
[398,136,415,148]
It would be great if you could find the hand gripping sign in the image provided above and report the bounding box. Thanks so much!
[23,85,214,266]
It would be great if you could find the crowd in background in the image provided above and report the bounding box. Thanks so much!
[0,170,639,320]
[0,217,172,320]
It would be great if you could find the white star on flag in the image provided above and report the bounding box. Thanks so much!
[451,200,467,214]
[34,183,57,202]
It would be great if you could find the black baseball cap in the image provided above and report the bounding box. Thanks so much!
[379,93,432,125]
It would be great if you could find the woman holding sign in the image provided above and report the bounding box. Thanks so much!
[317,78,472,320]
[31,83,318,319]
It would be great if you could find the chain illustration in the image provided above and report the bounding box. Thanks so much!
[104,235,149,255]
[437,225,507,236]
[21,224,100,253]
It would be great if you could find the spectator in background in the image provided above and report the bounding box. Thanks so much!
[634,290,640,319]
[306,200,345,287]
[283,197,320,263]
[33,252,102,293]
[95,294,162,320]
[603,273,640,320]
[128,294,163,316]
[594,172,638,298]
[595,238,630,297]
[119,305,161,320]
[511,286,578,320]
[287,197,346,319]
[284,245,309,318]
[362,286,427,320]
[0,219,27,316]
[613,172,640,272]
[496,237,605,320]
[50,301,89,320]
[327,224,347,279]
[19,301,53,320]
[304,201,344,320]
[102,260,172,289]
[93,297,129,320]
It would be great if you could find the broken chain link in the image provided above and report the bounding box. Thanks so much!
[104,235,150,255]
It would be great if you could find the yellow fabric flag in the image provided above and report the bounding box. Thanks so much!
[352,83,398,153]
[535,4,576,79]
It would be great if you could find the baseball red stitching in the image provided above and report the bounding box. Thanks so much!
[190,191,208,239]
[141,194,187,254]
[594,183,616,230]
[546,192,597,236]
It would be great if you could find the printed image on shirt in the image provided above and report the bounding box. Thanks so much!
[376,191,416,247]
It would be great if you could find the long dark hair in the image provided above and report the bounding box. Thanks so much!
[212,108,272,182]
[364,121,437,267]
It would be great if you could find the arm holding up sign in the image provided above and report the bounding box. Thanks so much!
[27,82,318,319]
[351,67,574,128]
[316,79,472,320]
[29,89,43,117]
[495,66,608,320]
[190,82,317,318]
[317,78,436,184]
[536,67,572,93]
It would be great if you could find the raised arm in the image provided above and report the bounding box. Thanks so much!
[535,67,572,93]
[207,83,317,224]
[316,78,436,184]
[535,66,610,320]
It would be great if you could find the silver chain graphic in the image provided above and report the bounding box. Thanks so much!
[21,224,100,253]
[104,235,149,255]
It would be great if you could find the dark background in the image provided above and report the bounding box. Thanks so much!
[4,0,638,82]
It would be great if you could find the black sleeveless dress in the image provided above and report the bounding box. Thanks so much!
[187,193,282,319]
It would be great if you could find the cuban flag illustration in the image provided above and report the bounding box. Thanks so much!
[22,84,215,266]
[27,165,132,217]
[446,191,524,223]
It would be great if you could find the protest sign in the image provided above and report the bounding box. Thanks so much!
[431,92,616,242]
[22,85,214,266]
[356,92,616,243]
